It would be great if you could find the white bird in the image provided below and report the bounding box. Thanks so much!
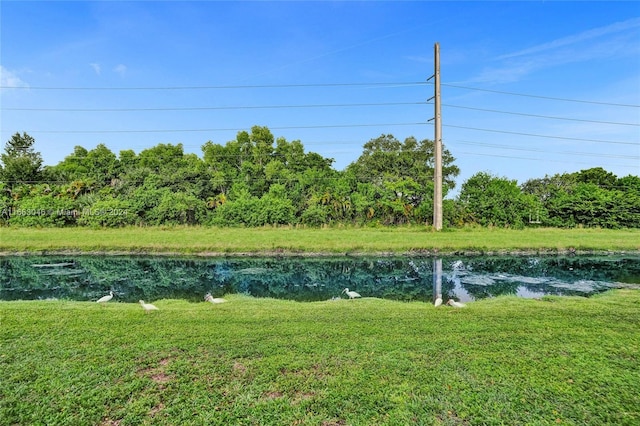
[434,295,443,307]
[139,300,159,313]
[447,299,466,308]
[97,291,114,304]
[204,293,227,304]
[452,260,464,270]
[342,288,361,299]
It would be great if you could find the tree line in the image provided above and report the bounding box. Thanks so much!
[1,129,638,228]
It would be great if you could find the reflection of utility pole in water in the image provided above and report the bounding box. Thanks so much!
[433,258,443,305]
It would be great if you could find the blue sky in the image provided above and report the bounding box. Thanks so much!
[1,1,639,195]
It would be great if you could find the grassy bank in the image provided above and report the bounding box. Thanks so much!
[1,290,639,425]
[1,226,639,255]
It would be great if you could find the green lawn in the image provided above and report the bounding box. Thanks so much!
[2,227,639,424]
[1,226,639,254]
[1,290,639,425]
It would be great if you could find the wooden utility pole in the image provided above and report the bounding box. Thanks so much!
[433,42,443,230]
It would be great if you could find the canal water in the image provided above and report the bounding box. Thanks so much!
[1,254,638,303]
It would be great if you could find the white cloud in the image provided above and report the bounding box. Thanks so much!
[113,64,127,77]
[468,62,535,84]
[90,63,101,75]
[467,17,640,85]
[498,17,640,60]
[0,65,29,89]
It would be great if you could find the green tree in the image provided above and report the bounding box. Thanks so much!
[348,134,459,194]
[521,173,577,203]
[147,191,206,225]
[209,181,258,226]
[346,134,458,225]
[546,183,611,228]
[546,179,639,229]
[0,181,11,224]
[300,204,329,226]
[1,132,43,187]
[254,184,295,226]
[575,167,617,187]
[132,143,209,197]
[249,125,275,168]
[525,168,639,229]
[202,140,237,195]
[44,146,89,181]
[617,174,640,192]
[458,172,536,228]
[84,144,120,185]
[138,143,185,171]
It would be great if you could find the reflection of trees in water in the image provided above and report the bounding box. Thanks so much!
[214,258,433,302]
[458,280,521,300]
[1,255,638,302]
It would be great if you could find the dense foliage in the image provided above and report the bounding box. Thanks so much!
[1,130,638,228]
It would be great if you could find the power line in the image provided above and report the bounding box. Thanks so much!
[0,81,428,91]
[6,79,637,109]
[444,124,639,146]
[5,78,637,111]
[450,140,640,160]
[27,122,426,134]
[437,82,640,108]
[10,110,638,146]
[7,99,638,129]
[19,121,638,147]
[454,151,639,169]
[441,104,640,127]
[3,101,425,112]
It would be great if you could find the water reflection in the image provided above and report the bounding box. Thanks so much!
[432,258,442,305]
[1,255,638,303]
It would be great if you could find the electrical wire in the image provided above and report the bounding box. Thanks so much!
[436,82,640,108]
[0,81,428,91]
[4,79,637,109]
[5,78,638,170]
[450,140,640,160]
[3,101,425,112]
[18,120,638,147]
[441,104,640,127]
[26,122,426,134]
[453,150,638,169]
[443,124,639,146]
[7,100,638,130]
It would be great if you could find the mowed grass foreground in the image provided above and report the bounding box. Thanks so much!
[1,226,639,254]
[1,291,639,425]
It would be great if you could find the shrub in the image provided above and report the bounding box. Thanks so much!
[76,199,136,227]
[9,195,77,227]
[300,205,330,227]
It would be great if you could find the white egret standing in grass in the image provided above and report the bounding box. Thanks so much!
[97,291,114,305]
[204,293,227,304]
[139,300,159,313]
[434,294,443,307]
[342,288,361,299]
[447,299,466,308]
